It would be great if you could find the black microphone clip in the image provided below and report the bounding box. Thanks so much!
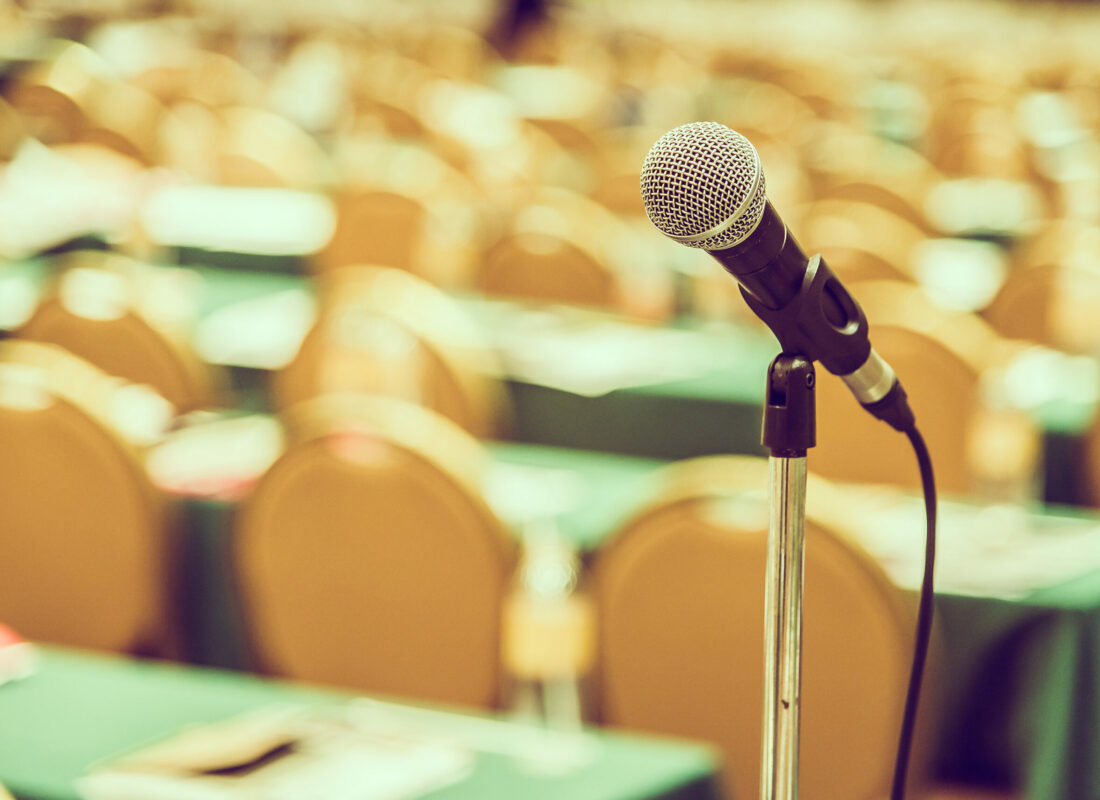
[738,252,916,434]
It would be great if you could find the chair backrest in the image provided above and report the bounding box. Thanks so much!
[314,190,426,273]
[477,232,617,308]
[474,186,625,309]
[273,265,507,438]
[0,341,174,653]
[986,262,1100,355]
[234,394,516,708]
[815,180,933,235]
[800,198,927,282]
[4,41,104,146]
[593,456,923,800]
[214,106,328,190]
[817,245,914,285]
[17,253,220,413]
[812,281,1023,498]
[815,325,978,495]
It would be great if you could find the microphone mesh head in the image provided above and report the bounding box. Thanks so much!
[640,121,766,250]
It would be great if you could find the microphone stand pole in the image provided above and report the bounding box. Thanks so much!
[759,354,816,800]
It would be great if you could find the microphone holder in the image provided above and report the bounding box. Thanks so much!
[759,353,816,800]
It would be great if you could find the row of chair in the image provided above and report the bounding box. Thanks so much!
[10,250,1055,504]
[6,9,1100,330]
[0,341,959,799]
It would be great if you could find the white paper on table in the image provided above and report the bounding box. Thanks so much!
[497,315,722,397]
[482,461,585,526]
[77,706,474,800]
[347,699,602,777]
[842,490,1100,600]
[194,289,316,370]
[146,414,285,497]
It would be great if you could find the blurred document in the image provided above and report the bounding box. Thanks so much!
[78,705,472,800]
[843,490,1100,600]
[497,312,721,397]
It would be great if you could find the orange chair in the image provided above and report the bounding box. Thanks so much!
[815,180,935,236]
[17,252,222,413]
[985,261,1100,356]
[234,394,516,708]
[811,281,1037,499]
[214,106,329,190]
[799,198,928,283]
[474,188,627,309]
[273,265,508,438]
[0,99,26,162]
[0,341,176,654]
[593,456,929,800]
[4,40,105,146]
[477,232,618,308]
[314,190,427,273]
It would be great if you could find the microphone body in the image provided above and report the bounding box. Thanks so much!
[641,122,914,431]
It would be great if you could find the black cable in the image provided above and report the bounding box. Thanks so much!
[891,426,937,800]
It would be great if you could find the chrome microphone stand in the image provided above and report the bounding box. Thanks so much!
[759,354,815,800]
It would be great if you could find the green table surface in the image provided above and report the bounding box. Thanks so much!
[0,647,722,800]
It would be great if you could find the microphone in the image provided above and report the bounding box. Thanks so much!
[641,121,915,432]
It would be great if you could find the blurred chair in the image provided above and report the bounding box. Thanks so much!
[273,264,508,438]
[925,89,1023,179]
[0,99,26,163]
[4,40,107,146]
[1079,400,1100,508]
[0,340,176,654]
[812,281,1038,499]
[1010,220,1100,276]
[264,35,353,136]
[589,125,680,219]
[799,198,928,283]
[234,393,516,708]
[983,263,1065,350]
[592,455,930,800]
[17,251,222,413]
[313,189,426,273]
[522,118,604,193]
[815,180,934,236]
[398,22,500,82]
[326,132,485,285]
[800,123,941,215]
[589,169,646,218]
[214,106,329,190]
[177,51,266,110]
[475,188,625,309]
[987,224,1100,354]
[77,80,163,166]
[817,245,913,284]
[477,231,617,308]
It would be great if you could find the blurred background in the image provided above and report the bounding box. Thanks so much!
[3,0,1100,798]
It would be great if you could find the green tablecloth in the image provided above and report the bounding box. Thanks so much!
[941,569,1100,799]
[0,647,722,800]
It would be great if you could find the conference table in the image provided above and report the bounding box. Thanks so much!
[0,646,722,800]
[143,411,1100,800]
